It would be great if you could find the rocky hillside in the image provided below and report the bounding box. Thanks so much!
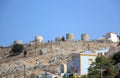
[0,41,117,78]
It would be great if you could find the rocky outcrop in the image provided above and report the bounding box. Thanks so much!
[40,48,47,55]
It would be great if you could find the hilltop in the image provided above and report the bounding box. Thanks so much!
[0,40,117,78]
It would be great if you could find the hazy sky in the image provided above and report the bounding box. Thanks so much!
[0,0,120,46]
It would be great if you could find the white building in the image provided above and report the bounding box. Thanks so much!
[67,51,96,76]
[103,32,119,42]
[95,48,109,56]
[37,72,57,78]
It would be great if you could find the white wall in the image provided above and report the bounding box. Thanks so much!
[104,33,119,42]
[110,33,119,42]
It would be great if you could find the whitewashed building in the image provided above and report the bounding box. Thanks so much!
[36,72,57,78]
[103,32,119,42]
[95,48,109,56]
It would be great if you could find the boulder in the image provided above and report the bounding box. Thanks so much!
[40,48,47,55]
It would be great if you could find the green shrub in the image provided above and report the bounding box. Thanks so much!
[112,51,120,64]
[80,75,88,78]
[10,44,24,56]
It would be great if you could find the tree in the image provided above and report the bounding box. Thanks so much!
[88,62,99,78]
[80,75,88,78]
[23,50,27,57]
[69,73,77,78]
[63,75,67,78]
[102,68,114,78]
[62,36,65,41]
[112,51,120,65]
[10,44,24,55]
[88,56,115,78]
[95,56,105,68]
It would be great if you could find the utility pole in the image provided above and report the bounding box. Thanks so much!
[44,66,48,78]
[100,68,102,78]
[24,64,26,78]
[23,49,27,78]
[97,68,105,78]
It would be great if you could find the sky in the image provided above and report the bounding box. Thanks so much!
[0,0,120,46]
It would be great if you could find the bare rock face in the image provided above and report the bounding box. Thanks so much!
[49,52,67,65]
[40,48,47,55]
